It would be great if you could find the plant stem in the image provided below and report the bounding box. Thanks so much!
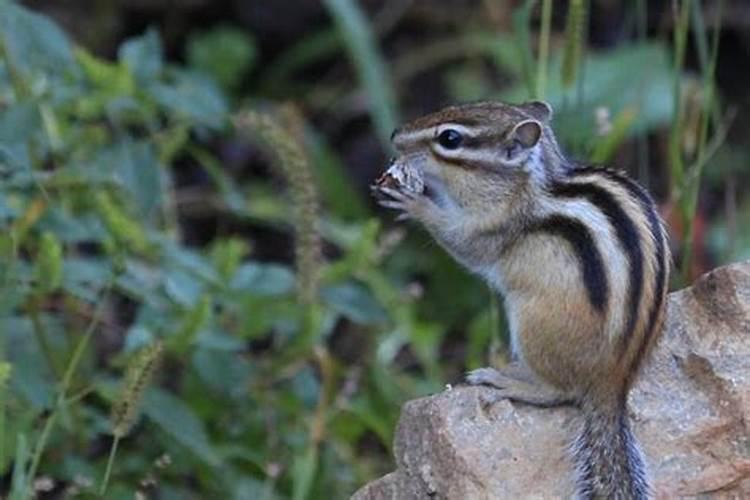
[99,435,120,496]
[669,0,691,191]
[25,285,111,496]
[0,238,17,476]
[680,0,724,283]
[536,0,553,99]
[512,0,538,98]
[28,299,61,380]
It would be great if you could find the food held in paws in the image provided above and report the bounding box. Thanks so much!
[374,159,424,194]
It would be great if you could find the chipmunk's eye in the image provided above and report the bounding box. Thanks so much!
[437,129,463,149]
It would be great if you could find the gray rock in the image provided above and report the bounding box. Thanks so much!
[352,261,750,499]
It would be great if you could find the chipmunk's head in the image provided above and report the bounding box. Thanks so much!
[390,101,562,214]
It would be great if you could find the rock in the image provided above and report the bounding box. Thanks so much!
[352,261,750,499]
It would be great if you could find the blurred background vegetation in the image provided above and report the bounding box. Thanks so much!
[0,0,747,498]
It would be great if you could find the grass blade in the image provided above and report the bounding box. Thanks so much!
[561,0,586,88]
[669,0,691,191]
[322,0,399,149]
[680,0,725,282]
[511,0,538,99]
[536,0,553,98]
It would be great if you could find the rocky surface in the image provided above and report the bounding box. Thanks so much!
[352,261,750,499]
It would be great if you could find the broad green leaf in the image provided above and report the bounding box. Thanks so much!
[100,140,163,219]
[142,387,220,466]
[0,102,40,145]
[231,477,278,500]
[76,48,134,96]
[170,295,212,352]
[210,238,249,283]
[230,263,295,296]
[116,260,165,303]
[290,366,320,409]
[321,283,387,325]
[147,70,228,129]
[186,26,256,91]
[192,349,251,398]
[501,43,675,147]
[124,325,154,352]
[4,317,54,409]
[119,28,163,84]
[0,2,74,81]
[164,269,204,307]
[62,257,111,302]
[39,211,107,244]
[159,242,219,284]
[194,330,244,352]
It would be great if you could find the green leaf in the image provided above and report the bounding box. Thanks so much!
[4,317,54,409]
[231,477,278,500]
[119,28,163,83]
[210,238,249,283]
[34,231,63,294]
[108,140,163,220]
[230,263,295,296]
[501,43,675,148]
[561,0,586,88]
[76,48,135,96]
[0,2,74,80]
[8,433,29,500]
[39,210,107,244]
[511,0,538,98]
[0,102,40,145]
[124,325,154,352]
[141,387,220,466]
[321,283,387,325]
[192,349,251,398]
[147,70,228,129]
[292,446,318,500]
[62,258,111,302]
[159,242,219,285]
[164,269,204,307]
[186,26,256,91]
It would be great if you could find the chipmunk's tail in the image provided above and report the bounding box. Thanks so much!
[571,393,649,499]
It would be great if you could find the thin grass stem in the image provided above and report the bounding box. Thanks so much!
[25,283,112,496]
[99,435,120,496]
[536,0,553,99]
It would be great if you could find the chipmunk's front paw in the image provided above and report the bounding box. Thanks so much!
[372,185,437,222]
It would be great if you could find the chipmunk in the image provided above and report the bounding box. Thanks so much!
[373,101,670,499]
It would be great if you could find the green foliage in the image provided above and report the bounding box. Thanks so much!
[0,3,440,497]
[187,26,257,92]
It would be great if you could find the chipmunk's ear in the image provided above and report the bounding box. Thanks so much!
[510,119,542,148]
[520,100,553,122]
